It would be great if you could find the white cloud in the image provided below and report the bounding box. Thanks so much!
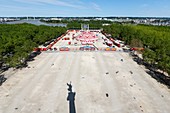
[13,0,43,5]
[90,2,102,11]
[0,4,33,11]
[13,0,86,9]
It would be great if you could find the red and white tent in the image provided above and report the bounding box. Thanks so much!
[76,31,98,45]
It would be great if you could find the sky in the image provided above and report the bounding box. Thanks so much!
[0,0,170,17]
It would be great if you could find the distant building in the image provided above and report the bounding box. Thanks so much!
[81,19,90,21]
[0,18,17,22]
[51,18,62,21]
[94,18,102,20]
[102,23,111,26]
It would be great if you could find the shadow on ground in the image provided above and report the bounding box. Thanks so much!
[0,74,7,86]
[67,82,76,113]
[146,70,170,88]
[131,52,170,88]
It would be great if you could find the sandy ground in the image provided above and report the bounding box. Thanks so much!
[0,31,170,113]
[0,51,170,113]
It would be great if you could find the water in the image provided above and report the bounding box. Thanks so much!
[4,19,67,27]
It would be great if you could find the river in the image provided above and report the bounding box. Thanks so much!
[4,19,67,27]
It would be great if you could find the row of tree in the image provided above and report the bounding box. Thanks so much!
[41,19,110,29]
[0,23,66,68]
[103,24,170,75]
[1,22,170,75]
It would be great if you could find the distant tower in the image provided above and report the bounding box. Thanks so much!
[27,16,28,20]
[81,24,89,31]
[34,17,35,20]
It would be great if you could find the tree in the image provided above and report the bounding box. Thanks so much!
[0,23,66,68]
[103,24,170,75]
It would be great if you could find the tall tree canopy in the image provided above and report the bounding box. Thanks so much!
[0,23,66,67]
[103,24,170,75]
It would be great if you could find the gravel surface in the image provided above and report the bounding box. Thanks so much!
[0,52,170,113]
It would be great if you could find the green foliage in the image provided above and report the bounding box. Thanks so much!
[130,38,143,48]
[103,24,170,75]
[41,19,111,29]
[0,23,66,67]
[143,49,156,65]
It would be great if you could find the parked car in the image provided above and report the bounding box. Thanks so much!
[59,47,70,51]
[79,46,95,51]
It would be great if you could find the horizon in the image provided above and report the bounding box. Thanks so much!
[1,0,170,17]
[1,16,170,18]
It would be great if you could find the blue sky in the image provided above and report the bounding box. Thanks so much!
[0,0,170,17]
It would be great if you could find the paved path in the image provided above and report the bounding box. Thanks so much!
[0,52,170,113]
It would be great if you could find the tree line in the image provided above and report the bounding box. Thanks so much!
[103,24,170,75]
[41,19,111,29]
[1,22,170,76]
[0,23,66,68]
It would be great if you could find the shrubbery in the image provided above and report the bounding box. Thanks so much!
[0,23,66,67]
[103,24,170,75]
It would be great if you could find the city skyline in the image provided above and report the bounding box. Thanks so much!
[0,0,170,17]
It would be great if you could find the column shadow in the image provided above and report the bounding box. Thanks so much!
[67,82,76,113]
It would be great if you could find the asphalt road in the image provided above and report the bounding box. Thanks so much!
[0,51,170,113]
